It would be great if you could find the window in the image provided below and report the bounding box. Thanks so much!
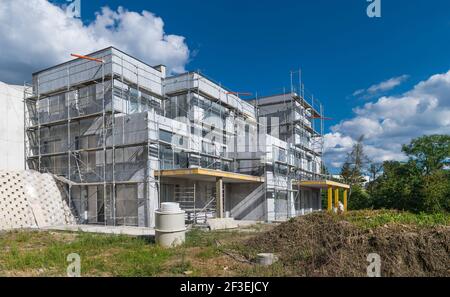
[274,163,288,176]
[273,147,287,163]
[307,158,312,172]
[159,145,173,169]
[159,130,173,143]
[278,148,286,162]
[49,95,61,115]
[128,87,140,113]
[173,150,188,168]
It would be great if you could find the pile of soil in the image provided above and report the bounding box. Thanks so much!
[243,213,450,276]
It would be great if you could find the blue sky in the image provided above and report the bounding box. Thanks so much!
[1,0,449,172]
[73,0,450,131]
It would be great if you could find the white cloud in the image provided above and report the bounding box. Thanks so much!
[352,89,365,97]
[353,75,409,99]
[0,0,190,83]
[325,70,450,171]
[367,75,409,93]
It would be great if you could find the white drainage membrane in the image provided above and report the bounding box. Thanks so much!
[0,170,75,231]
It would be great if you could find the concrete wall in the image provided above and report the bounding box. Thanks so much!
[228,183,266,221]
[0,81,24,170]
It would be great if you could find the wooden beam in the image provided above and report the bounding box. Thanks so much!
[155,168,264,183]
[298,180,350,189]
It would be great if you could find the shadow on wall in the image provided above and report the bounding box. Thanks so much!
[229,183,266,221]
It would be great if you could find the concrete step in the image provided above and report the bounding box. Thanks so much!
[206,218,238,230]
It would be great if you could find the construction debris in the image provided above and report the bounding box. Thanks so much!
[256,253,279,266]
[207,218,238,230]
[243,212,450,276]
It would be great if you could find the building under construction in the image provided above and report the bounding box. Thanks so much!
[24,47,349,228]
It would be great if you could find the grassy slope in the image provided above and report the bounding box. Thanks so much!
[0,227,263,276]
[343,209,450,228]
[0,210,448,276]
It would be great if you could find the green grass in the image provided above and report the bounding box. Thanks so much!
[0,228,258,276]
[0,211,447,276]
[0,231,174,276]
[343,209,450,229]
[184,228,246,247]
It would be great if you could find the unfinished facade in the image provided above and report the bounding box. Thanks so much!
[25,47,347,228]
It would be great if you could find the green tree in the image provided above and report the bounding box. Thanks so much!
[338,134,450,213]
[367,162,383,196]
[347,185,371,210]
[340,161,353,184]
[402,134,450,175]
[421,170,450,213]
[371,161,424,212]
[340,135,369,187]
[368,162,383,181]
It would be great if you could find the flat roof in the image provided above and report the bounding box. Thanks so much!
[165,71,246,100]
[32,46,161,76]
[250,92,322,117]
[297,180,350,189]
[155,168,265,183]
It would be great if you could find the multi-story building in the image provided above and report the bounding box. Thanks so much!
[25,47,348,228]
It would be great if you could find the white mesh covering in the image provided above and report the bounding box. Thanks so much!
[0,170,75,230]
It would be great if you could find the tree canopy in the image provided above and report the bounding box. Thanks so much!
[342,134,450,213]
[402,134,450,175]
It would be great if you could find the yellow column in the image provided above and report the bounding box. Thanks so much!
[343,189,348,212]
[327,187,333,211]
[334,188,339,210]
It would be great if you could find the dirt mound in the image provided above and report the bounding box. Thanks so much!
[243,213,450,276]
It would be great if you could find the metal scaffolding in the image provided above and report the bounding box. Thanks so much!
[24,46,331,226]
[24,48,163,227]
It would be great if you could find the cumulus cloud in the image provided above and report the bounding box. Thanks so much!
[352,75,409,99]
[0,0,190,83]
[325,70,450,171]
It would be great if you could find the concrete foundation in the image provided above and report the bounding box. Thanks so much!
[42,224,155,236]
[206,218,238,230]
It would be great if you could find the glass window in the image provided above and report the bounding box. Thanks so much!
[174,150,188,168]
[159,145,173,169]
[129,87,140,113]
[159,129,173,143]
[275,163,288,176]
